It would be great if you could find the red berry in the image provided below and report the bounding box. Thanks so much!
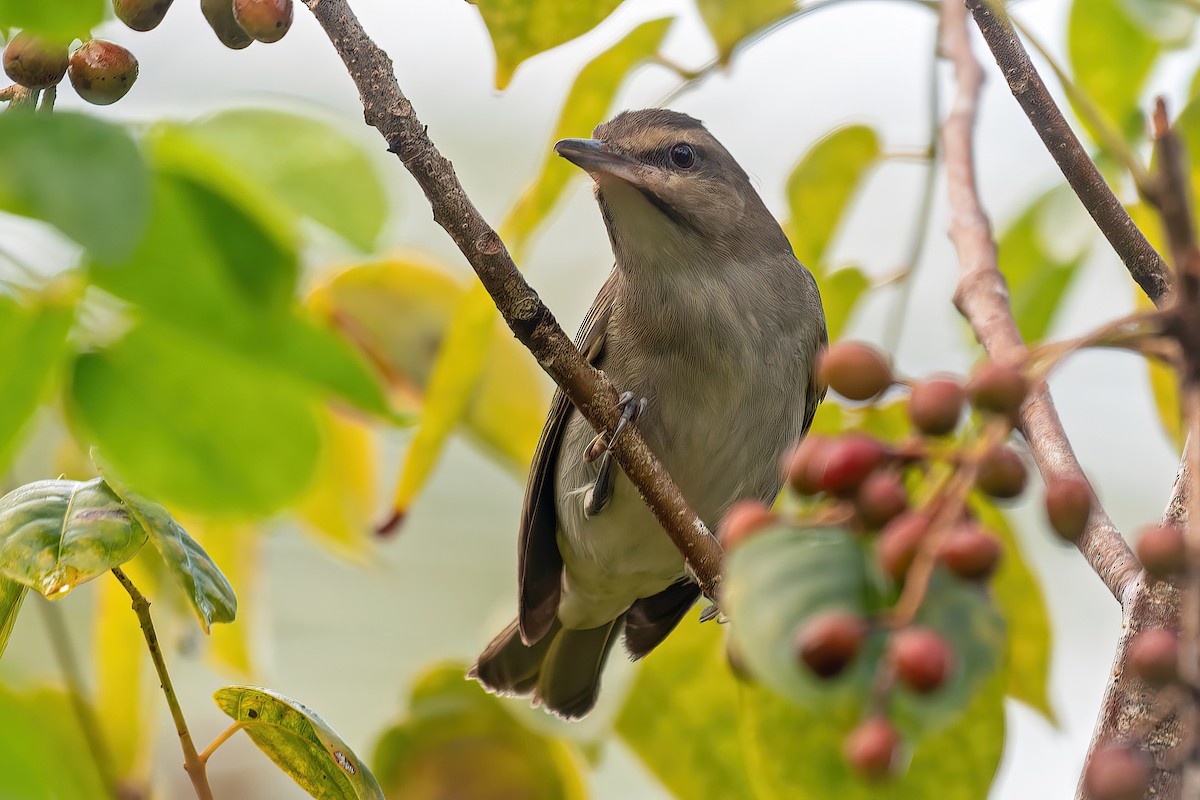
[844,717,902,781]
[3,33,69,90]
[796,611,868,679]
[68,40,138,106]
[113,0,176,31]
[966,362,1028,420]
[1083,746,1151,800]
[1136,524,1185,579]
[938,524,1002,580]
[856,471,908,528]
[1045,475,1092,542]
[890,627,954,693]
[818,342,893,402]
[202,0,254,49]
[233,0,294,43]
[718,499,775,550]
[1128,628,1178,688]
[908,378,964,436]
[817,435,889,496]
[976,445,1027,499]
[877,512,929,581]
[785,436,829,496]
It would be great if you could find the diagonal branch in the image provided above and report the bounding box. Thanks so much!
[939,0,1141,602]
[964,0,1173,307]
[299,0,722,599]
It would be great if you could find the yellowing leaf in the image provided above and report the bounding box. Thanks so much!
[500,17,673,258]
[695,0,795,64]
[183,520,260,675]
[469,0,625,89]
[296,408,378,561]
[1139,288,1182,449]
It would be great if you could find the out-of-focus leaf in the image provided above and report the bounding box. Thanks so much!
[1119,0,1195,45]
[1191,64,1200,101]
[810,398,908,441]
[0,279,77,472]
[182,520,257,674]
[501,17,673,257]
[1068,0,1160,142]
[296,408,377,560]
[0,112,149,261]
[69,321,322,517]
[616,618,757,800]
[997,185,1091,343]
[98,467,236,633]
[184,109,388,251]
[214,685,385,800]
[468,0,625,89]
[308,257,545,471]
[786,125,881,268]
[695,0,795,64]
[0,0,102,42]
[725,525,1004,735]
[819,266,868,342]
[374,663,587,800]
[93,560,156,781]
[0,686,109,799]
[0,577,26,659]
[1134,285,1183,449]
[972,497,1055,724]
[0,478,145,598]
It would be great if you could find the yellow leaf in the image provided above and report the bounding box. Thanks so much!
[296,407,378,560]
[180,519,260,676]
[1138,290,1183,449]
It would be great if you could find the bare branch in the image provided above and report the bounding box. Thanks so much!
[964,0,1173,308]
[939,0,1141,602]
[299,0,723,598]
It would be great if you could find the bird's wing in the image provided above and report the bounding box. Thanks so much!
[518,270,620,645]
[802,317,828,438]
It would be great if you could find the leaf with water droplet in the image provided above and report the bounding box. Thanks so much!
[213,685,384,800]
[0,478,146,600]
[96,463,236,633]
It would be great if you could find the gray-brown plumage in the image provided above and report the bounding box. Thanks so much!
[470,109,827,718]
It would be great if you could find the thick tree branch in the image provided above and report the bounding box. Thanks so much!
[299,0,722,599]
[939,0,1141,602]
[964,0,1173,307]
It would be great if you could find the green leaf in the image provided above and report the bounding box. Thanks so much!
[0,686,109,800]
[97,466,237,633]
[724,525,1005,737]
[68,321,322,516]
[182,109,388,251]
[0,112,149,261]
[500,17,673,257]
[214,685,385,800]
[0,280,77,472]
[820,266,869,342]
[0,576,26,659]
[785,125,881,269]
[0,477,146,598]
[373,663,587,800]
[1067,0,1160,142]
[0,0,103,39]
[1118,0,1195,45]
[695,0,795,64]
[468,0,625,89]
[997,185,1091,343]
[972,497,1055,724]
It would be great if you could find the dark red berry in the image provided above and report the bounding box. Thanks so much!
[908,378,964,436]
[718,499,775,550]
[233,0,294,43]
[966,362,1028,420]
[3,33,69,90]
[817,435,890,496]
[1083,746,1151,800]
[1045,475,1092,542]
[976,446,1027,499]
[818,342,893,402]
[877,512,930,581]
[844,717,902,781]
[796,610,868,679]
[1136,523,1185,579]
[785,436,829,496]
[68,40,138,106]
[890,627,954,694]
[1128,628,1178,688]
[856,471,908,528]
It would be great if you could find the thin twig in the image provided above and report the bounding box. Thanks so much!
[38,598,119,798]
[939,0,1141,600]
[299,0,723,599]
[964,0,1173,307]
[110,568,213,800]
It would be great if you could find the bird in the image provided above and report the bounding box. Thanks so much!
[469,108,827,718]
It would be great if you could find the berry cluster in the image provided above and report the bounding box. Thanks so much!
[719,340,1097,780]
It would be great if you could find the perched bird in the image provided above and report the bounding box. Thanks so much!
[470,109,827,718]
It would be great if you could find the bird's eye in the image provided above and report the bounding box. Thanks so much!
[669,143,695,169]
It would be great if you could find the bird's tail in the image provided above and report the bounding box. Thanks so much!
[469,616,620,719]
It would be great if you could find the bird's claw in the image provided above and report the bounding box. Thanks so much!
[584,392,647,518]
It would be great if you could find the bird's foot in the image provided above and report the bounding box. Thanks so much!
[583,392,647,518]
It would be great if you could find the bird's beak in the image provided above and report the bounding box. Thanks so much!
[554,138,645,186]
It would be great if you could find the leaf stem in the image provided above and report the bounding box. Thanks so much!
[198,721,243,765]
[110,568,213,800]
[38,598,120,798]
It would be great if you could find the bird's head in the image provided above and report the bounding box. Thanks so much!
[554,109,789,268]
